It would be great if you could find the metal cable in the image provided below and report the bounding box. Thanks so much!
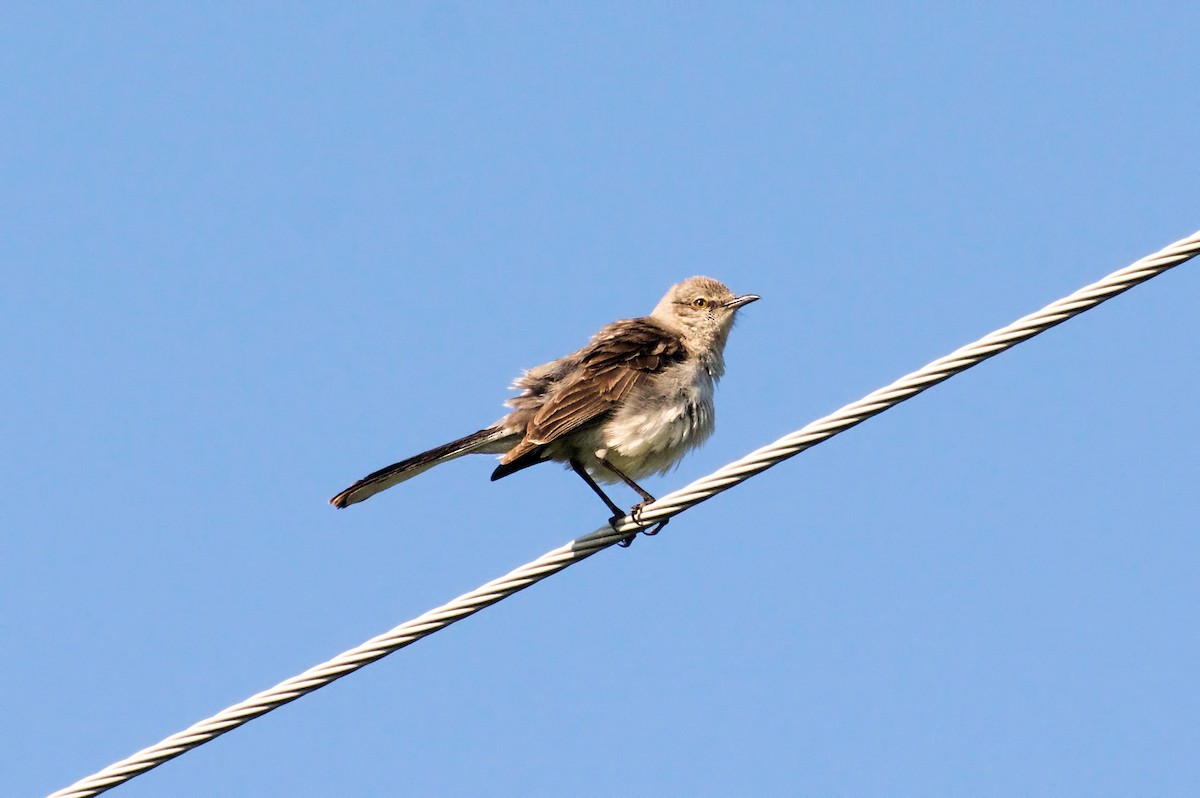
[50,229,1200,798]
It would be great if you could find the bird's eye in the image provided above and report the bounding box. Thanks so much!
[692,297,709,309]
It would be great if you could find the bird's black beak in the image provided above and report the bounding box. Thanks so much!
[724,294,760,309]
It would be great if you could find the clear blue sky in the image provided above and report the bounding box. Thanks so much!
[6,4,1197,796]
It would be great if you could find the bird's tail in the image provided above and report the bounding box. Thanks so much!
[330,425,512,508]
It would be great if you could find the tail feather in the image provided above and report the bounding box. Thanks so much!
[331,426,509,508]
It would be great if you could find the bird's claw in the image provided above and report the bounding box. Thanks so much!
[609,513,638,547]
[610,501,668,547]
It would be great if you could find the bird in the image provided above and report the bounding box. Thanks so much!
[330,276,758,539]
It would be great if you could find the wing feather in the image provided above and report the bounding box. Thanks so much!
[499,318,686,464]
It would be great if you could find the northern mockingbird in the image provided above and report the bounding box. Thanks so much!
[331,276,758,538]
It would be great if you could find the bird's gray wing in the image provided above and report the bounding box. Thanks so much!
[498,318,686,465]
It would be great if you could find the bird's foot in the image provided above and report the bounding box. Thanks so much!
[609,512,638,547]
[611,501,668,547]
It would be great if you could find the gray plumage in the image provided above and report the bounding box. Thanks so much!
[330,276,758,515]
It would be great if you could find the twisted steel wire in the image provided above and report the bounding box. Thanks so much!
[50,229,1199,798]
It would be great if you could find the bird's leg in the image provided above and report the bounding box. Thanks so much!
[598,457,668,539]
[598,458,655,503]
[569,459,637,543]
[569,458,623,516]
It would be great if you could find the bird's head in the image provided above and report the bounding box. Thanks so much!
[651,276,759,353]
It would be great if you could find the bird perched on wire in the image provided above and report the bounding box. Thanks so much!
[331,276,758,541]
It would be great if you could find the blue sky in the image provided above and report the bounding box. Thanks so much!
[5,4,1198,796]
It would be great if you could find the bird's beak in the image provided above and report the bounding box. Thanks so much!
[724,294,760,310]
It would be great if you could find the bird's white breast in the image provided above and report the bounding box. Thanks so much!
[598,364,716,480]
